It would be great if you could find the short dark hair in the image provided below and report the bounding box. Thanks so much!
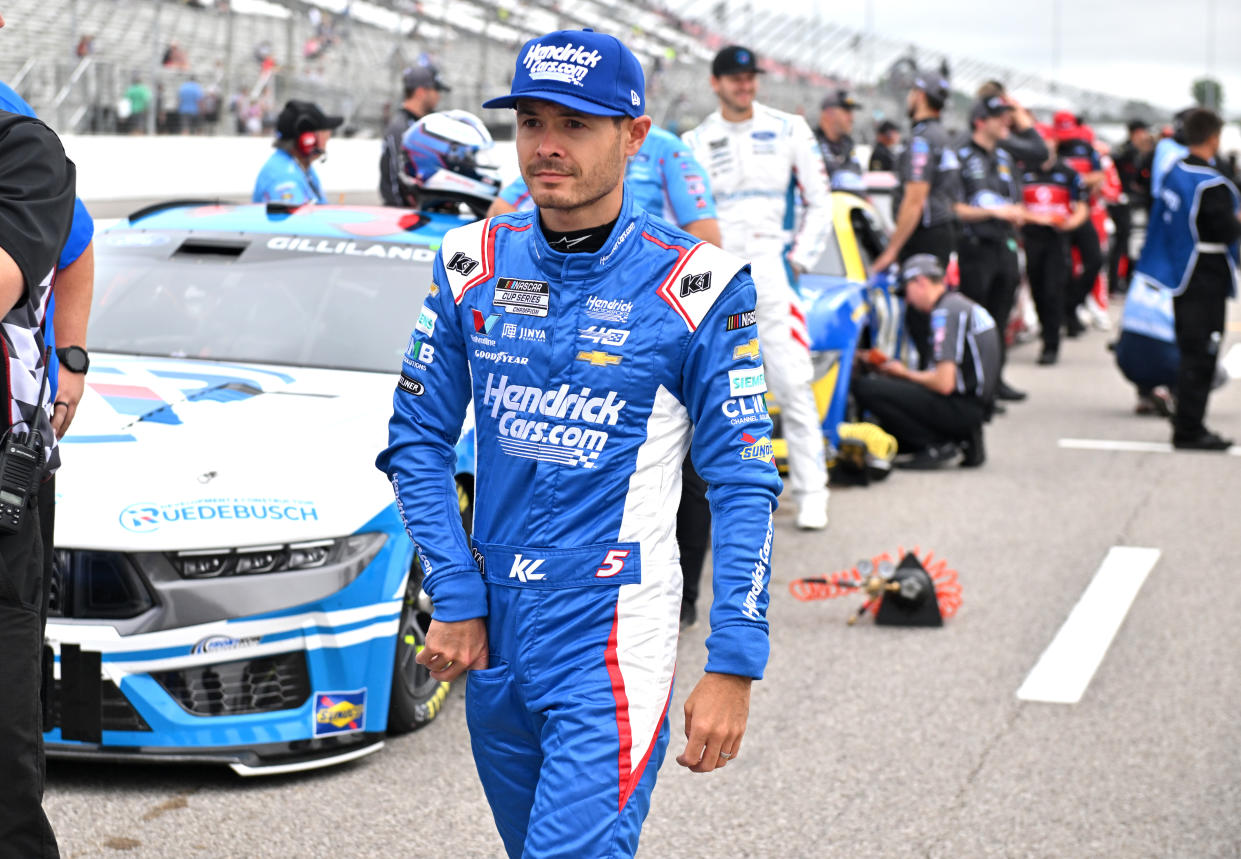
[976,80,1004,99]
[1183,108,1224,146]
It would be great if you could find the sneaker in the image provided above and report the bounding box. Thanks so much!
[1149,386,1175,417]
[1085,295,1112,331]
[959,425,986,467]
[1172,429,1234,451]
[894,442,961,470]
[679,601,698,631]
[795,504,828,531]
[1037,349,1058,366]
[995,380,1027,401]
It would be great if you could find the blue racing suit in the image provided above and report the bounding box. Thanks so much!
[377,188,781,858]
[252,147,326,205]
[498,125,717,225]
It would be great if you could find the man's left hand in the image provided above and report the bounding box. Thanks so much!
[675,672,752,773]
[51,371,84,439]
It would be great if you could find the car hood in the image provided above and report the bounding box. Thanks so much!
[58,355,399,551]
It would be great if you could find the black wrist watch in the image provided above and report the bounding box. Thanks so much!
[56,345,90,374]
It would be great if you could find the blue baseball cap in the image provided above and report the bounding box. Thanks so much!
[482,29,645,118]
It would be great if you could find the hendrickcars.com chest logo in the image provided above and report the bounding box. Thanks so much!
[120,498,320,533]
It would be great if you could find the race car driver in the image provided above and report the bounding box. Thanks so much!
[489,122,723,631]
[682,44,832,531]
[252,99,342,205]
[377,28,782,859]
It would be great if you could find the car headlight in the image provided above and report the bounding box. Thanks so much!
[169,533,387,579]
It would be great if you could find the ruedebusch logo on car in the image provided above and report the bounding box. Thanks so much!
[484,373,625,468]
[523,41,603,87]
[120,498,319,533]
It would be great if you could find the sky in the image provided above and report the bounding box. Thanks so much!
[691,0,1241,113]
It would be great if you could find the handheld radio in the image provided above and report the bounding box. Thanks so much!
[0,357,49,535]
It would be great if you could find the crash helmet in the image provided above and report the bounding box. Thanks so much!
[400,110,500,217]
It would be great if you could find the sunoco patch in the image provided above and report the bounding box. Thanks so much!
[494,278,550,317]
[313,689,367,736]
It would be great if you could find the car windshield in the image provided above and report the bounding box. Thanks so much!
[88,244,434,373]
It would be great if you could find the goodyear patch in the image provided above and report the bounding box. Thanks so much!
[314,689,367,736]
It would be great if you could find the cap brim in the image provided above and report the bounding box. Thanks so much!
[435,83,452,92]
[482,90,630,117]
[323,116,344,130]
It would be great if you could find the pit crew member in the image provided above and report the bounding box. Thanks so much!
[252,100,341,205]
[377,29,782,858]
[1134,108,1240,450]
[1053,111,1105,336]
[379,60,450,207]
[682,44,831,530]
[868,119,901,172]
[1020,124,1090,365]
[953,96,1026,402]
[814,89,864,190]
[0,105,76,859]
[852,255,999,469]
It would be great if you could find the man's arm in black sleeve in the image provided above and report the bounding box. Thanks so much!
[1197,182,1241,245]
[0,112,76,295]
[999,127,1049,168]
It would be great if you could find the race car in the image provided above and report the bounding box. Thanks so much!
[770,191,902,470]
[46,201,475,775]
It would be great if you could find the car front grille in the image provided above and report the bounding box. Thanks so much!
[153,652,310,716]
[51,678,151,733]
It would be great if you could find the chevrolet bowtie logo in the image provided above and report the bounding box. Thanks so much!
[732,338,760,361]
[576,350,623,366]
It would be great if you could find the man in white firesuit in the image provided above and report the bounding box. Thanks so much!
[683,44,833,530]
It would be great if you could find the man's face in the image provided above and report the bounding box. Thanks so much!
[906,89,923,119]
[820,106,853,137]
[1132,127,1153,151]
[516,99,635,212]
[712,72,758,114]
[315,129,332,154]
[882,130,901,147]
[976,114,1010,145]
[411,86,441,114]
[905,275,936,312]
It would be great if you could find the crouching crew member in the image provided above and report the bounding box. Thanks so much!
[1134,108,1240,450]
[852,255,1000,469]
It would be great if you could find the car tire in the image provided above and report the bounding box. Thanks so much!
[386,476,473,734]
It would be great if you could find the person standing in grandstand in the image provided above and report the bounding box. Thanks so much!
[176,75,203,135]
[1020,124,1090,365]
[868,119,901,172]
[953,96,1026,402]
[682,45,832,531]
[252,100,341,205]
[814,90,864,190]
[379,61,450,206]
[1109,120,1154,294]
[379,28,781,858]
[488,124,722,630]
[1134,108,1239,450]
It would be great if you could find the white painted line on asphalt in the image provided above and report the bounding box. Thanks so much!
[1059,438,1241,456]
[1017,546,1161,704]
[1224,343,1241,380]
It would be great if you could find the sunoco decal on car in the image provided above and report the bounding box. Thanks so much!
[119,498,320,534]
[313,689,367,737]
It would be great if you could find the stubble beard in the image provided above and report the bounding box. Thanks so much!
[526,131,626,215]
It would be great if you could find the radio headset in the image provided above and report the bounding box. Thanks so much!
[296,115,324,161]
[0,355,49,535]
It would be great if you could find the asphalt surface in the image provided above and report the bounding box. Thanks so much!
[44,300,1241,858]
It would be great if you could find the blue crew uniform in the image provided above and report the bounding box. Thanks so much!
[252,148,326,205]
[377,188,780,857]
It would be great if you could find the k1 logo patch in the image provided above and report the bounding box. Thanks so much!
[446,252,479,276]
[680,271,712,297]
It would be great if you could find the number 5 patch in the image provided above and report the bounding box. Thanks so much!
[595,549,631,578]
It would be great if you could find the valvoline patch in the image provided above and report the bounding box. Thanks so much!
[313,689,367,736]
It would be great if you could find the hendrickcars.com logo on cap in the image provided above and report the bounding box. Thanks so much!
[482,28,645,118]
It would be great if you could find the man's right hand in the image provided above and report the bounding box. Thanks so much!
[415,617,489,682]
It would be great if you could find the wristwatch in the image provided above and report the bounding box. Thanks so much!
[56,345,90,374]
